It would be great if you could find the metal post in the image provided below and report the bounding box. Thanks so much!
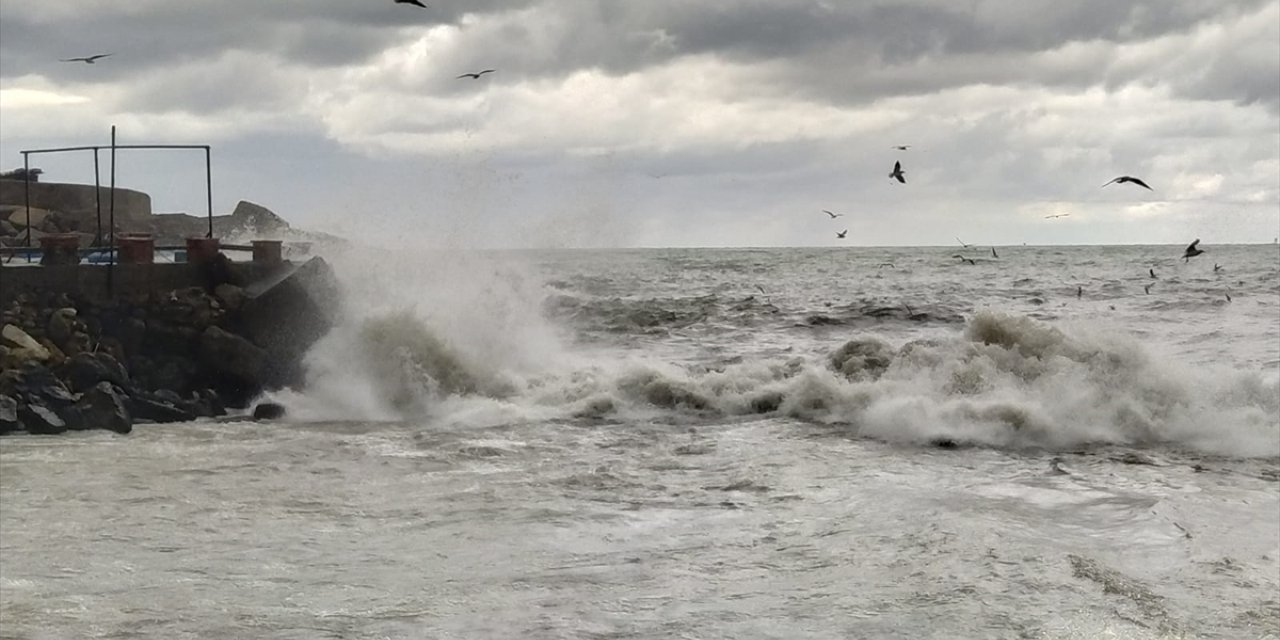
[22,151,31,247]
[93,147,102,245]
[205,146,213,238]
[108,126,117,294]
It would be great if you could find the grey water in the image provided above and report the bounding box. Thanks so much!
[3,244,1279,639]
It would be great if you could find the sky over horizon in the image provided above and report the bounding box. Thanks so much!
[1,0,1277,249]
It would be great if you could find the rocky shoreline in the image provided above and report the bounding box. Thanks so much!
[1,281,286,435]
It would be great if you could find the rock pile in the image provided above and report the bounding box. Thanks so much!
[1,284,276,435]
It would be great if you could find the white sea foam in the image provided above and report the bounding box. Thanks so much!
[268,246,1279,457]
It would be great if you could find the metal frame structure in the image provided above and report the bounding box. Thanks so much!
[2,126,214,292]
[14,126,214,248]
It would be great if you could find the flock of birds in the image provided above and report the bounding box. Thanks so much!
[58,1,1227,283]
[818,147,1213,277]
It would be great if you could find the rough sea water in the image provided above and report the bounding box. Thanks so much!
[2,244,1278,639]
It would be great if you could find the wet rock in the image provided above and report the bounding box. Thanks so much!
[71,382,131,434]
[129,391,197,424]
[0,395,17,433]
[19,403,67,434]
[251,401,286,420]
[199,326,266,384]
[61,352,129,394]
[213,283,246,311]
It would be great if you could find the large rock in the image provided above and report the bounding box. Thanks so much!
[199,326,266,384]
[1,324,50,364]
[68,382,131,434]
[61,352,129,393]
[18,402,67,434]
[240,257,339,388]
[226,200,290,235]
[5,206,56,229]
[129,390,197,424]
[47,307,79,348]
[0,395,17,433]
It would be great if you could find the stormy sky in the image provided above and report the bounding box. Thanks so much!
[1,0,1277,248]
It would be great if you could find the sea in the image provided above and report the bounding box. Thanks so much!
[2,244,1278,640]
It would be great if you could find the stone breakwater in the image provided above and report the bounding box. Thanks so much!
[0,258,338,435]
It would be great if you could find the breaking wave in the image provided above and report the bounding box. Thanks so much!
[271,271,1279,457]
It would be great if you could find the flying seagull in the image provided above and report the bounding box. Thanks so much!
[1077,286,1083,299]
[1149,268,1157,279]
[60,53,112,64]
[823,210,843,219]
[892,145,911,151]
[1213,263,1223,272]
[889,161,906,184]
[991,247,999,259]
[1102,176,1153,190]
[395,0,427,7]
[953,255,975,265]
[956,237,971,248]
[1044,213,1070,219]
[457,69,496,79]
[1144,284,1153,294]
[836,230,848,239]
[1183,238,1204,262]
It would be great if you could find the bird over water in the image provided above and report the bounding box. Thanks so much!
[60,54,111,64]
[457,69,496,79]
[1183,239,1205,262]
[1102,176,1153,190]
[394,0,427,8]
[889,161,906,184]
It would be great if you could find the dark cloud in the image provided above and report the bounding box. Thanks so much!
[1,0,1275,247]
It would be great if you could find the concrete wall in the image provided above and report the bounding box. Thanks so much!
[0,180,152,226]
[0,262,273,305]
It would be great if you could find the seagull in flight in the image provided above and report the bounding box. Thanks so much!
[991,247,999,259]
[956,237,972,248]
[1044,213,1070,219]
[1183,238,1204,263]
[1149,268,1157,279]
[822,210,843,219]
[1144,284,1153,294]
[1102,176,1153,190]
[394,0,427,7]
[953,255,975,265]
[457,69,496,79]
[836,230,848,239]
[891,145,911,151]
[889,161,906,184]
[60,53,112,64]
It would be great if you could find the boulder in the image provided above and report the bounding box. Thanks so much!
[1,324,50,364]
[0,395,17,433]
[47,307,78,347]
[199,326,266,384]
[5,206,56,230]
[70,382,131,434]
[129,391,197,424]
[61,352,129,394]
[227,200,290,235]
[251,401,286,420]
[18,402,67,434]
[213,284,246,311]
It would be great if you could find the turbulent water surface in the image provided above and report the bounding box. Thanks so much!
[3,245,1279,639]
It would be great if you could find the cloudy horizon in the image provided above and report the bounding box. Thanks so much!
[1,0,1277,249]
